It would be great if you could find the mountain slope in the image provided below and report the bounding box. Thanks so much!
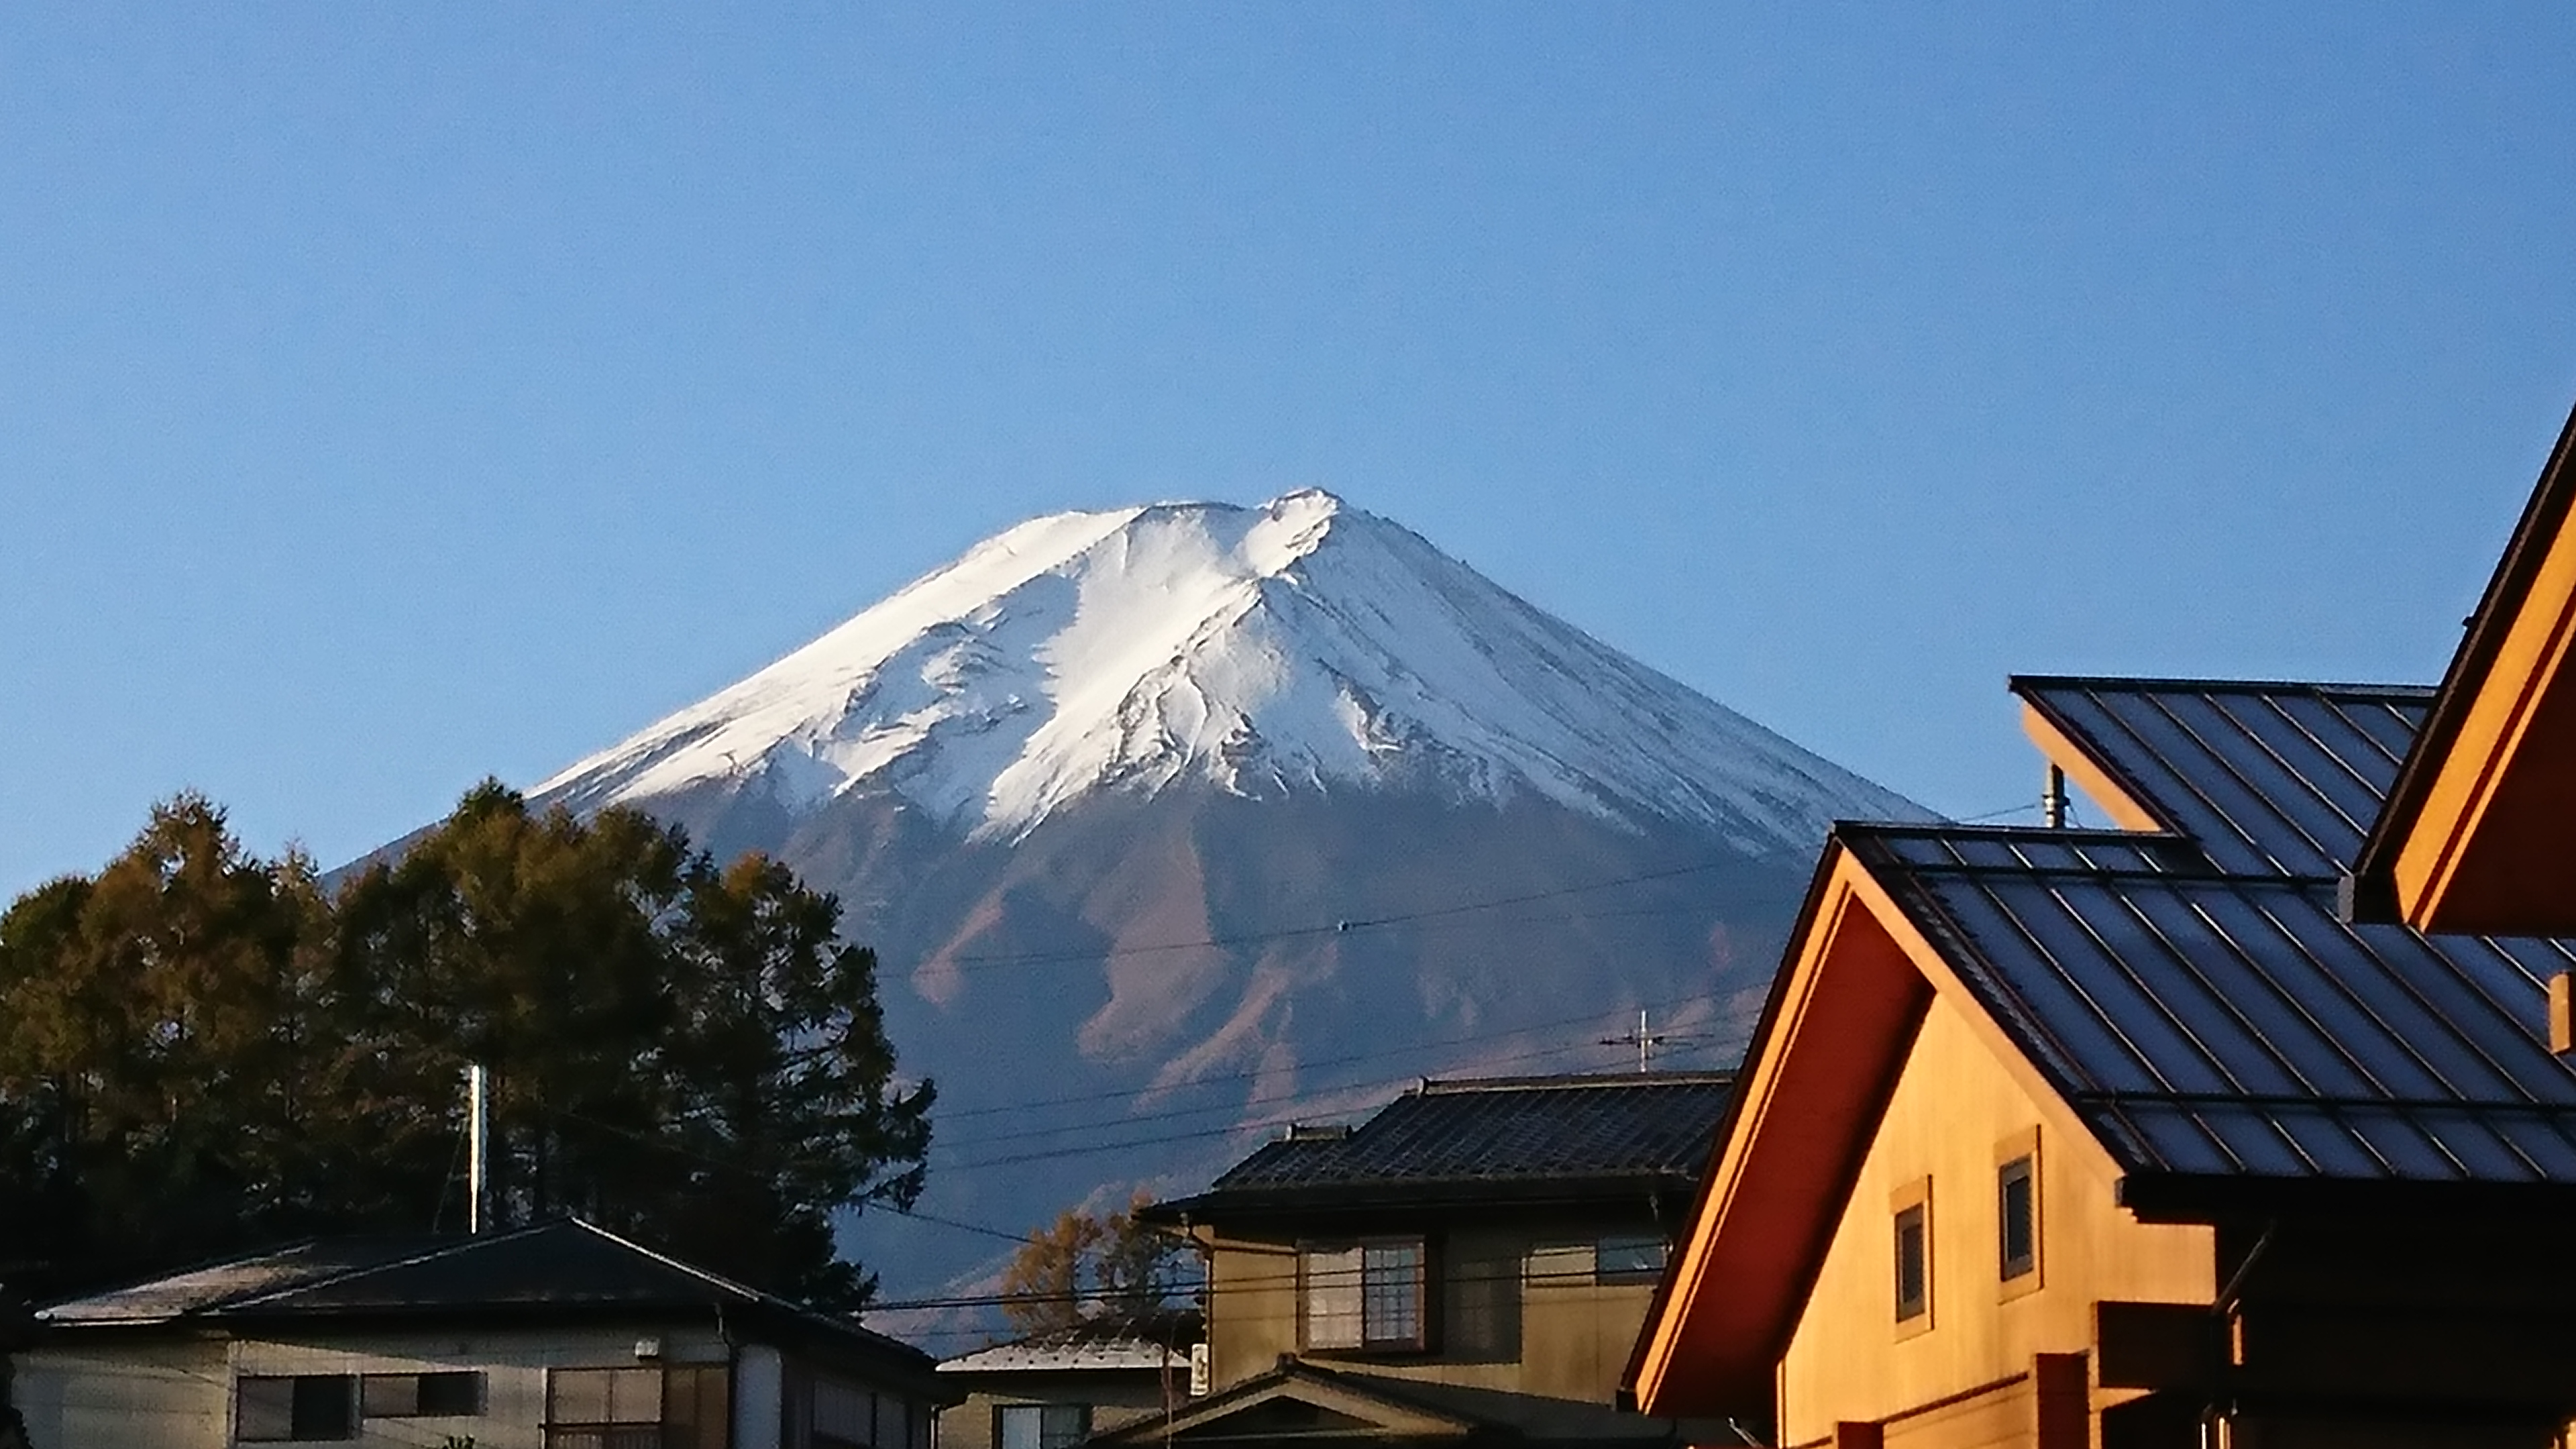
[519,489,1929,1304]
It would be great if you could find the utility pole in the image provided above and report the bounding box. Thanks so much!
[466,1063,492,1235]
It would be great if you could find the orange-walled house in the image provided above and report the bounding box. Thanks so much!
[1627,675,2576,1449]
[2354,398,2576,936]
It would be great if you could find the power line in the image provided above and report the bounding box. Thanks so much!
[926,989,1747,1152]
[932,858,1749,973]
[913,800,2039,979]
[930,986,1747,1128]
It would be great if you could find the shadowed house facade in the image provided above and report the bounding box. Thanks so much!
[932,1310,1201,1449]
[2353,397,2576,936]
[1628,675,2576,1448]
[1124,1073,1735,1447]
[11,1218,951,1449]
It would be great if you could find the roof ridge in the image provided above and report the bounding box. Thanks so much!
[1414,1071,1735,1094]
[2010,673,2438,697]
[215,1220,564,1316]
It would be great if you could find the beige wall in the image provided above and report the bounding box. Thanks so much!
[15,1338,229,1449]
[1775,996,2216,1445]
[1197,1212,1662,1406]
[15,1324,934,1449]
[934,1371,1177,1449]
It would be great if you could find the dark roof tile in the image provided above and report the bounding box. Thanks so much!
[1160,1073,1731,1219]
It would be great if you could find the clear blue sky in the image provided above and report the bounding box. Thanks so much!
[7,5,2575,898]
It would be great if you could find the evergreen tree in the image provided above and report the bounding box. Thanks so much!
[0,786,932,1310]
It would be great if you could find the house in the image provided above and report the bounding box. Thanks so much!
[1124,1071,1736,1446]
[11,1216,954,1448]
[1627,675,2576,1448]
[932,1309,1199,1449]
[2351,398,2576,936]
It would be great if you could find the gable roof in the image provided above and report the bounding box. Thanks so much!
[1087,1355,1686,1446]
[37,1218,934,1377]
[2353,396,2576,934]
[1146,1073,1734,1226]
[1631,675,2576,1419]
[1853,822,2576,1203]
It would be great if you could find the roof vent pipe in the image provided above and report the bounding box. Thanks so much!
[466,1063,493,1234]
[2043,765,2070,830]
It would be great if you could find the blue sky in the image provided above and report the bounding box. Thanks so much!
[6,5,2575,896]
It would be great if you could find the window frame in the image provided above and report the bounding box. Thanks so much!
[360,1371,484,1419]
[995,1401,1091,1449]
[1593,1233,1670,1285]
[233,1374,358,1444]
[1890,1176,1933,1338]
[1997,1126,2043,1299]
[1298,1234,1430,1353]
[544,1364,670,1449]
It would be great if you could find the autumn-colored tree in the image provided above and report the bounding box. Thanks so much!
[998,1192,1193,1334]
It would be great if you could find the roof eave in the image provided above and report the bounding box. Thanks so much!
[1149,1171,1701,1230]
[2117,1169,2576,1223]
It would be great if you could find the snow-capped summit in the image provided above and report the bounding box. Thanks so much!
[535,489,1923,852]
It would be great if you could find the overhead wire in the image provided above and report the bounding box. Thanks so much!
[924,989,1749,1153]
[928,857,1758,974]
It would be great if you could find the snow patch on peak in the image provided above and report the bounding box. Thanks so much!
[535,491,1926,853]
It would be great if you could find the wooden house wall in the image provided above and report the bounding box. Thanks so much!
[1776,995,2214,1446]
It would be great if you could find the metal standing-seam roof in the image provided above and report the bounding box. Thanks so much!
[2015,676,2434,879]
[1856,676,2576,1203]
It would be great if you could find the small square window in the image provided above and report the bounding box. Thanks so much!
[1893,1203,1929,1322]
[1998,1155,2037,1281]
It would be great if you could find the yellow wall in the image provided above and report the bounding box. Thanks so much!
[1776,996,2216,1444]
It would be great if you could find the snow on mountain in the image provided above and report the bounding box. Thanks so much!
[535,488,1925,853]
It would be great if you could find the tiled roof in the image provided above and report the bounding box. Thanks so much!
[1155,1073,1732,1219]
[2015,676,2432,879]
[937,1309,1202,1374]
[1858,674,2576,1197]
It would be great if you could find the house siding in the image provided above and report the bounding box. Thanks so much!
[16,1324,936,1449]
[15,1338,228,1449]
[1777,996,2215,1446]
[1200,1212,1661,1404]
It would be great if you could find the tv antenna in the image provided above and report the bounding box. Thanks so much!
[1601,1008,1674,1072]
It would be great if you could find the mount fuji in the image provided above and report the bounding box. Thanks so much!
[522,488,1929,1302]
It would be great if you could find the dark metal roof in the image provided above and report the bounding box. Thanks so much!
[1851,815,2576,1195]
[2014,676,2434,880]
[37,1218,932,1370]
[1153,1073,1733,1221]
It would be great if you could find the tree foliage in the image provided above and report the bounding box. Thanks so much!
[0,786,930,1309]
[998,1192,1193,1334]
